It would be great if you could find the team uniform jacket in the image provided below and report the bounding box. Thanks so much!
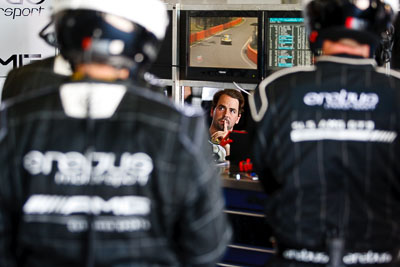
[249,55,400,266]
[0,80,231,267]
[1,56,70,101]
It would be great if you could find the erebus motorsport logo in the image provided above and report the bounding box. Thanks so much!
[23,151,154,187]
[1,0,46,19]
[304,89,379,111]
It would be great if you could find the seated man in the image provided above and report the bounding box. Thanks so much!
[209,89,244,161]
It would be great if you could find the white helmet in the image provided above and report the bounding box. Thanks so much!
[53,0,168,40]
[53,0,169,78]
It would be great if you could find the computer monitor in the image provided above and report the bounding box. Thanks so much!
[264,10,314,76]
[180,10,263,83]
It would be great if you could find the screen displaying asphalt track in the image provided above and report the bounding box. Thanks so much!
[189,17,257,69]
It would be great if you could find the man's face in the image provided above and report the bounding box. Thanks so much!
[210,94,241,132]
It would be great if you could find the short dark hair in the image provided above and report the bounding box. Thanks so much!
[211,89,245,114]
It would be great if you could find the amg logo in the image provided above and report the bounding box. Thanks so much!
[0,54,41,69]
[23,194,151,216]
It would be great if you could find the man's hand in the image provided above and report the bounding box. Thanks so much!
[211,120,228,144]
[211,121,231,155]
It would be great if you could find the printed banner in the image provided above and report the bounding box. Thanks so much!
[0,0,56,96]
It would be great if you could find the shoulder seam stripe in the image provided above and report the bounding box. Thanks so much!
[250,65,315,122]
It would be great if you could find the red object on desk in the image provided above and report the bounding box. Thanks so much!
[239,158,253,172]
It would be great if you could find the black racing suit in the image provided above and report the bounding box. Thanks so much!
[0,80,231,267]
[1,56,70,101]
[249,55,400,266]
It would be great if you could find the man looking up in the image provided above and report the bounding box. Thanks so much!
[209,89,244,160]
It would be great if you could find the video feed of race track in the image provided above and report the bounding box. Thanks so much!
[189,17,258,69]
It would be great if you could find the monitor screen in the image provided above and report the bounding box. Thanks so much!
[189,16,258,70]
[181,11,262,83]
[265,11,313,74]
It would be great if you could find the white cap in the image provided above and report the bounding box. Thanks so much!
[53,0,169,40]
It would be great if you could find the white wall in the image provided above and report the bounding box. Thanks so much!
[0,0,56,96]
[162,0,284,4]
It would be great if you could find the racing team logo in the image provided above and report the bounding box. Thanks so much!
[0,0,54,77]
[23,151,155,187]
[1,0,47,19]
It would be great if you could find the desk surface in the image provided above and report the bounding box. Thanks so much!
[221,172,264,192]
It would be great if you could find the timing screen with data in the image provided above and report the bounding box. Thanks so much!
[267,17,313,69]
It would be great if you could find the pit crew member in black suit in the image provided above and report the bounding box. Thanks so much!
[0,0,231,266]
[249,0,400,266]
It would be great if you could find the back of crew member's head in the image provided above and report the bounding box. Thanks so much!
[303,0,398,56]
[52,0,169,79]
